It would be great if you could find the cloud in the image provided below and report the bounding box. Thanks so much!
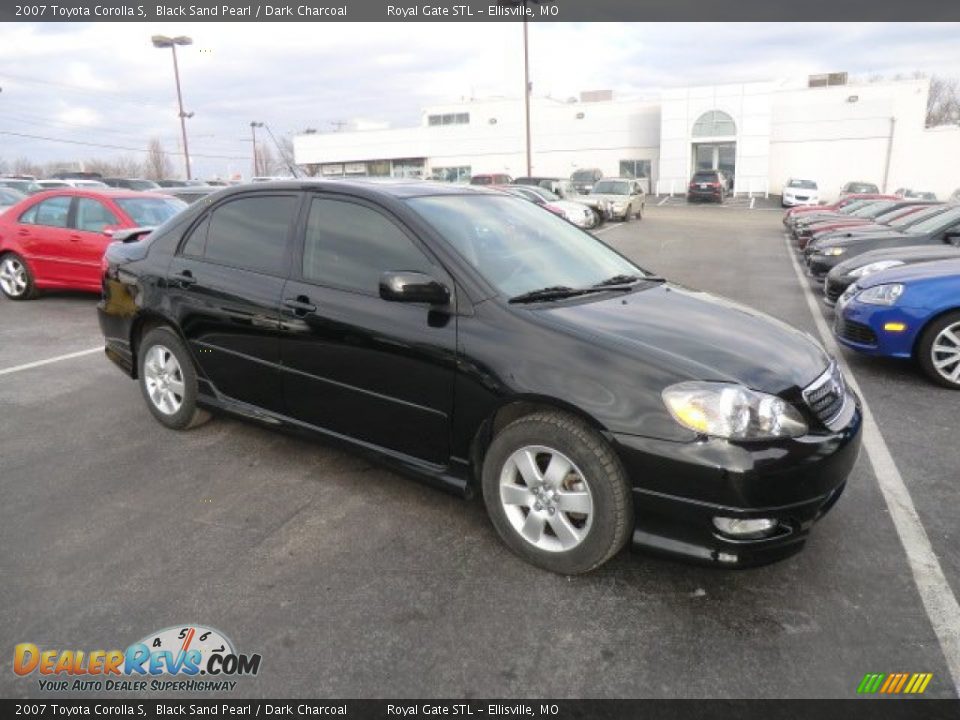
[0,21,958,178]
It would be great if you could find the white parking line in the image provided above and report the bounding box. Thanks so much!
[592,224,621,236]
[0,347,102,377]
[783,233,960,687]
[657,196,671,206]
[749,197,756,210]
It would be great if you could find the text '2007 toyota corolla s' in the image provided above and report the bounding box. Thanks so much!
[98,181,862,574]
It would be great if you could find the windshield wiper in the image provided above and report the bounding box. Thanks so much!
[509,281,647,304]
[591,273,666,287]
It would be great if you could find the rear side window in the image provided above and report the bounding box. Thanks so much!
[24,196,71,228]
[693,172,718,182]
[302,197,434,294]
[193,194,297,276]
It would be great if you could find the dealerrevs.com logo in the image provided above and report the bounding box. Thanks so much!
[13,625,262,693]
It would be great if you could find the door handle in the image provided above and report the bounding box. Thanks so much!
[69,234,82,242]
[17,229,29,237]
[171,271,197,287]
[283,296,317,315]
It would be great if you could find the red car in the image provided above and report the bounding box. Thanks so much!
[783,193,895,227]
[0,189,185,300]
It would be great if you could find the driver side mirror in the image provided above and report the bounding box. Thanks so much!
[379,271,450,305]
[945,231,960,247]
[102,225,121,238]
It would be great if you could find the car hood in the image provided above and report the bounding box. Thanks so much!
[858,257,960,288]
[589,193,632,203]
[832,245,960,275]
[533,283,830,395]
[812,230,914,250]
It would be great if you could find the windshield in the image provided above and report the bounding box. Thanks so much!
[788,179,817,189]
[845,183,879,193]
[127,180,160,191]
[114,197,187,225]
[523,186,560,202]
[850,201,895,218]
[593,180,630,195]
[907,205,960,235]
[408,194,646,298]
[836,200,872,214]
[890,205,947,229]
[571,170,597,181]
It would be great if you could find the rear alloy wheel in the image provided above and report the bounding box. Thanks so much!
[138,327,211,429]
[0,253,36,300]
[482,411,633,574]
[919,312,960,389]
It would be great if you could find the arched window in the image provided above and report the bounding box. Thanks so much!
[692,110,736,137]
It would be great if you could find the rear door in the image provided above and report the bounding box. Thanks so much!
[70,197,122,289]
[166,191,300,413]
[279,193,457,465]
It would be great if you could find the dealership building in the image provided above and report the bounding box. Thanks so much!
[293,76,960,200]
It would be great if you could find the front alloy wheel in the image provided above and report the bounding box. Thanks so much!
[920,312,960,389]
[499,446,594,553]
[138,326,211,429]
[482,411,633,574]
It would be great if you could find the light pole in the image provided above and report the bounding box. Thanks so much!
[522,17,532,177]
[152,34,194,180]
[250,122,264,178]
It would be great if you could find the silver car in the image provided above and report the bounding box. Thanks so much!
[588,178,646,221]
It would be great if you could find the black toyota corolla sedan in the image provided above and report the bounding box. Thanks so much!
[98,180,862,574]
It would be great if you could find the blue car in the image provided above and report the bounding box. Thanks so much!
[834,258,960,388]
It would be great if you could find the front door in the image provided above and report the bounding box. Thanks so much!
[16,195,75,286]
[279,194,457,465]
[166,192,300,413]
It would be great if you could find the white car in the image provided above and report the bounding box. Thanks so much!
[588,178,645,221]
[782,178,819,207]
[499,185,600,229]
[35,178,110,190]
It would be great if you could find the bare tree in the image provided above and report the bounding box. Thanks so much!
[255,143,277,176]
[13,157,43,177]
[145,138,173,180]
[927,75,960,127]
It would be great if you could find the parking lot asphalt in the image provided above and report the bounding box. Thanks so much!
[2,203,958,700]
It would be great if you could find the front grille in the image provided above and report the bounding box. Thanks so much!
[825,278,846,302]
[836,318,878,346]
[803,363,847,426]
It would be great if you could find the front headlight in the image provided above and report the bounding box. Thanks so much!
[856,283,904,305]
[662,382,808,440]
[848,260,904,278]
[822,247,846,256]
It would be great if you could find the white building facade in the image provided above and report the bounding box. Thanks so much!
[293,77,960,201]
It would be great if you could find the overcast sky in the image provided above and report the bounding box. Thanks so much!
[1,22,959,179]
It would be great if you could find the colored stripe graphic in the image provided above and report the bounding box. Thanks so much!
[857,672,932,694]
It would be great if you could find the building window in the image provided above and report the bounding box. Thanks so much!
[619,160,651,179]
[692,110,736,137]
[430,166,472,183]
[427,112,470,127]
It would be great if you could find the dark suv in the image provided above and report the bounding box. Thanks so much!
[687,170,728,203]
[98,180,861,574]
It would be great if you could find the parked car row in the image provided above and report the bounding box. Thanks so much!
[784,194,960,389]
[0,175,231,203]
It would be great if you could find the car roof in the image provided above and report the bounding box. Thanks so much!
[26,188,175,200]
[204,178,501,200]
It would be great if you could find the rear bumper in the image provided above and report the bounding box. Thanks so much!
[687,189,723,202]
[97,304,136,378]
[612,406,862,567]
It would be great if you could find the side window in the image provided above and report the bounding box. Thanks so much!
[181,215,210,258]
[75,198,119,233]
[18,204,39,225]
[202,194,297,275]
[303,198,434,294]
[33,197,72,228]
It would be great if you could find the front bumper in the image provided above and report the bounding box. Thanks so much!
[782,195,818,207]
[612,406,862,567]
[806,251,846,278]
[833,300,921,358]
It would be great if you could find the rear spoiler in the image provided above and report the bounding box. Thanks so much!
[110,227,155,244]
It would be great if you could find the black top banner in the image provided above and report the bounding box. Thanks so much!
[1,0,959,21]
[2,700,960,719]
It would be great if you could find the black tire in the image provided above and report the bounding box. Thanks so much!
[138,326,212,429]
[621,208,631,223]
[481,411,633,575]
[636,202,644,220]
[0,252,37,301]
[917,311,960,389]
